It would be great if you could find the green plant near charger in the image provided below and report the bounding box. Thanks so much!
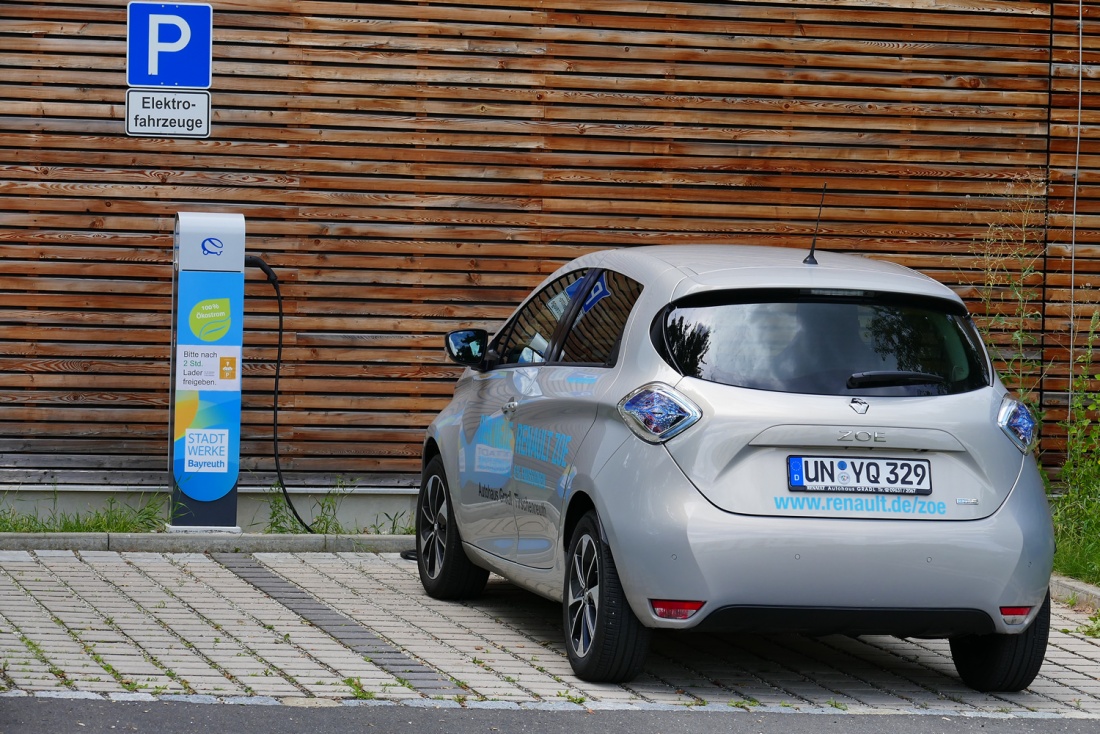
[0,493,166,533]
[368,510,414,535]
[264,481,415,534]
[264,482,301,534]
[307,484,350,535]
[263,481,354,534]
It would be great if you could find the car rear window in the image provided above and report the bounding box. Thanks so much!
[656,289,990,396]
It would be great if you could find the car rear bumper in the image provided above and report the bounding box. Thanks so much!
[594,439,1054,636]
[693,605,994,637]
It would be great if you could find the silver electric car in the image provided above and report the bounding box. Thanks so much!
[416,245,1054,692]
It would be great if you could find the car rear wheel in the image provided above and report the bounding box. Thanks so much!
[416,455,488,599]
[949,591,1050,692]
[563,511,651,682]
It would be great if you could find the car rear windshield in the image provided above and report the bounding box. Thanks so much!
[656,289,990,396]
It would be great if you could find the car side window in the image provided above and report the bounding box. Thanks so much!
[559,270,644,366]
[494,269,588,366]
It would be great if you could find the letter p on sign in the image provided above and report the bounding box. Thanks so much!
[148,14,191,75]
[127,2,212,89]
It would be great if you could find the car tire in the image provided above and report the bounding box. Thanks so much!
[416,455,489,599]
[563,511,651,683]
[949,591,1050,692]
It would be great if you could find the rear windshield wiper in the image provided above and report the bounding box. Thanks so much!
[847,371,946,389]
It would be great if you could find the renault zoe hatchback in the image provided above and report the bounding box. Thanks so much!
[416,245,1054,692]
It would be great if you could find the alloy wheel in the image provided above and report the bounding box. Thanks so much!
[419,473,448,579]
[566,533,600,658]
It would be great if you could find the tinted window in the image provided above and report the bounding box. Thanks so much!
[658,291,989,396]
[494,270,588,366]
[559,271,644,366]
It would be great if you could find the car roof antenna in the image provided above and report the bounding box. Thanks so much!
[803,183,827,265]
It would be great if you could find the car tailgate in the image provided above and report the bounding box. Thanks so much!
[663,378,1026,521]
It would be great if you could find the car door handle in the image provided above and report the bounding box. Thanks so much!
[502,400,519,416]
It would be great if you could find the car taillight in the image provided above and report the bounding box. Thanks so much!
[998,396,1037,453]
[651,599,705,620]
[618,383,701,443]
[1000,606,1032,625]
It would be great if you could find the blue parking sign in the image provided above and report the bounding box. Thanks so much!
[127,2,212,89]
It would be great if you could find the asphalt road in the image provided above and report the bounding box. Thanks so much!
[3,698,1099,734]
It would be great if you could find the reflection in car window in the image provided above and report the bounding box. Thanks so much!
[494,270,588,366]
[559,271,644,366]
[659,291,990,396]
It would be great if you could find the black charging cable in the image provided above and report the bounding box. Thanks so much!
[244,255,314,534]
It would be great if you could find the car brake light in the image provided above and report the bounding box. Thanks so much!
[1000,606,1032,625]
[998,396,1037,453]
[651,599,705,620]
[618,383,702,443]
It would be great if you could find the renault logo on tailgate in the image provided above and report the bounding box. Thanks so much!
[850,398,870,414]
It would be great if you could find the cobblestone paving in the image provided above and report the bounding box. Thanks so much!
[2,549,1100,716]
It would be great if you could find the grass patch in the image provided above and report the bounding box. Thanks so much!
[557,690,587,706]
[367,510,414,535]
[0,494,166,533]
[1053,311,1100,586]
[264,479,413,535]
[343,677,376,699]
[1075,612,1100,637]
[264,481,353,534]
[1055,537,1100,587]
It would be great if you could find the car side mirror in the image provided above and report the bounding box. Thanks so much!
[444,329,489,368]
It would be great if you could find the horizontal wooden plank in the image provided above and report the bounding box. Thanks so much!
[1,131,1051,167]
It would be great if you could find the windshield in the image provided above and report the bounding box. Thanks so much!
[657,290,990,397]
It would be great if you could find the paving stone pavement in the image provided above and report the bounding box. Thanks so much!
[2,549,1100,717]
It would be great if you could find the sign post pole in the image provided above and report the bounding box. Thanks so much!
[168,212,245,532]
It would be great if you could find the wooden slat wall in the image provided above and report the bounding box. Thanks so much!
[1,0,1092,488]
[1048,2,1100,459]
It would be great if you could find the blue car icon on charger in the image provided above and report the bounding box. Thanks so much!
[201,237,224,256]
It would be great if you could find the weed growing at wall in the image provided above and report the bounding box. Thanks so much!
[966,174,1049,424]
[1054,311,1100,585]
[961,176,1100,585]
[263,479,413,535]
[0,494,166,533]
[307,482,351,535]
[264,481,351,534]
[264,484,302,534]
[368,511,413,535]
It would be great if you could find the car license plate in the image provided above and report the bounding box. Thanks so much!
[787,456,932,495]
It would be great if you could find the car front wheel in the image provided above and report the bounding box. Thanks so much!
[416,455,488,599]
[949,591,1050,692]
[563,511,651,682]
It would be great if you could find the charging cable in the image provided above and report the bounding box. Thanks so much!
[244,255,314,534]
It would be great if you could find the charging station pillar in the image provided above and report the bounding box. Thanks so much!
[168,212,244,532]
